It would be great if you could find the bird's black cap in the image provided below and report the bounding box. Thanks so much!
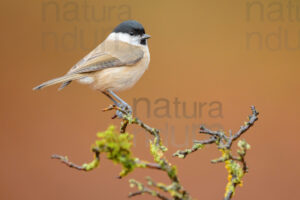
[113,20,146,36]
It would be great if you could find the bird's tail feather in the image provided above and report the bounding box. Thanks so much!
[33,73,84,90]
[58,80,72,91]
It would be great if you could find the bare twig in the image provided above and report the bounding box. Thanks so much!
[225,106,259,148]
[193,136,217,145]
[51,154,86,171]
[51,147,100,171]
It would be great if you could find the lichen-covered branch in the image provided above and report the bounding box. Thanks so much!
[129,179,171,200]
[51,125,164,178]
[103,104,162,145]
[103,104,191,200]
[173,106,259,200]
[52,102,258,200]
[129,176,191,200]
[52,103,191,200]
[173,138,215,158]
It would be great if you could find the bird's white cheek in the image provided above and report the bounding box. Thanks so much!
[107,32,142,46]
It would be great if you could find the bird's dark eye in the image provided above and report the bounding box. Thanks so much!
[129,32,134,36]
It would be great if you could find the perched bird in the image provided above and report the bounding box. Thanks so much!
[33,20,151,116]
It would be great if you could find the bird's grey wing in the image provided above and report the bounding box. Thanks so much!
[59,40,144,89]
[69,40,144,74]
[58,51,120,89]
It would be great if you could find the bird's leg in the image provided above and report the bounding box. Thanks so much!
[101,91,119,106]
[107,89,132,114]
[101,91,124,118]
[102,90,131,118]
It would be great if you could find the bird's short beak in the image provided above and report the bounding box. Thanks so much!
[142,34,151,40]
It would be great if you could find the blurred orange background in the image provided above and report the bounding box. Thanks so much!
[0,0,299,200]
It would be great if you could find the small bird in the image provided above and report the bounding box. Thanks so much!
[33,20,151,116]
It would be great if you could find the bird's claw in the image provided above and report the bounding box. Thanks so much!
[115,103,132,118]
[103,103,132,119]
